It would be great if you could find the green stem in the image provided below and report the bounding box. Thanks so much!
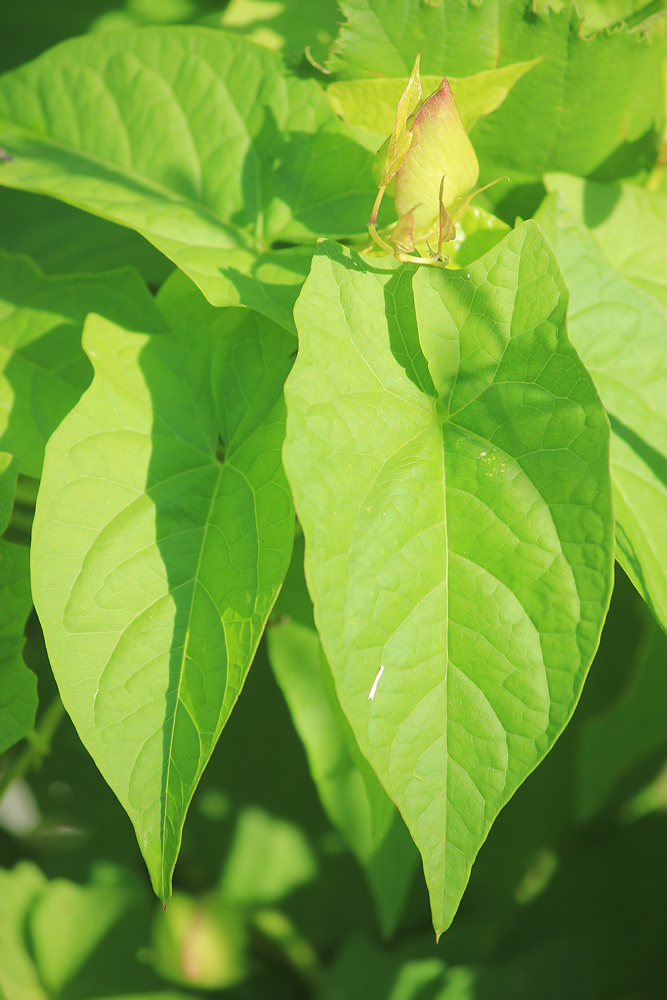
[0,695,65,802]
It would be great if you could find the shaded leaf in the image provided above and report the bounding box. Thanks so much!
[0,249,164,478]
[577,611,667,819]
[283,228,614,932]
[29,864,138,994]
[31,272,295,900]
[0,451,19,535]
[0,536,36,755]
[544,173,667,310]
[204,0,340,68]
[536,192,667,634]
[0,28,385,323]
[220,806,317,907]
[267,544,418,935]
[0,188,174,286]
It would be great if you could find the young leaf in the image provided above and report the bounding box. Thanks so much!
[31,272,295,901]
[283,227,614,933]
[536,192,667,635]
[544,174,667,310]
[0,249,163,478]
[0,28,384,325]
[327,60,541,144]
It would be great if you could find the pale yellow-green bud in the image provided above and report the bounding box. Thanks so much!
[393,77,479,233]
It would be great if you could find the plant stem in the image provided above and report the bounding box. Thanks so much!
[0,694,65,802]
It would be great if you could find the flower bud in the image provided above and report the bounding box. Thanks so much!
[393,78,479,234]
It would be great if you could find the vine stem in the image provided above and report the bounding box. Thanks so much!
[0,694,65,803]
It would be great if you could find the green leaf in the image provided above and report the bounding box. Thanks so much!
[0,188,174,286]
[535,192,667,634]
[0,537,37,755]
[29,864,137,995]
[577,611,667,819]
[205,0,341,69]
[220,806,317,907]
[0,862,47,1000]
[328,1,666,199]
[0,28,384,323]
[0,249,163,478]
[283,227,614,933]
[162,244,315,333]
[31,271,295,901]
[267,544,419,935]
[0,451,19,535]
[544,174,667,310]
[326,60,541,145]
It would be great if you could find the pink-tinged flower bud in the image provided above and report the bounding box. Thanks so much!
[393,78,479,233]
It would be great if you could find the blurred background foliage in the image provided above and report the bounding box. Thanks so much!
[1,0,667,998]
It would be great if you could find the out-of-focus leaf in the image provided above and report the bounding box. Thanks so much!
[327,60,540,145]
[0,28,387,325]
[0,188,174,286]
[283,228,614,933]
[544,173,667,310]
[268,559,419,936]
[0,249,164,478]
[0,452,19,535]
[220,806,317,907]
[152,892,247,990]
[577,0,667,34]
[31,272,295,901]
[29,863,138,995]
[204,0,340,68]
[0,537,36,755]
[0,862,47,1000]
[536,192,667,635]
[577,613,667,819]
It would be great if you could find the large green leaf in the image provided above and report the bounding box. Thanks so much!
[31,270,295,900]
[328,1,666,204]
[0,27,385,325]
[536,192,667,634]
[283,227,614,933]
[544,174,667,310]
[0,249,163,478]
